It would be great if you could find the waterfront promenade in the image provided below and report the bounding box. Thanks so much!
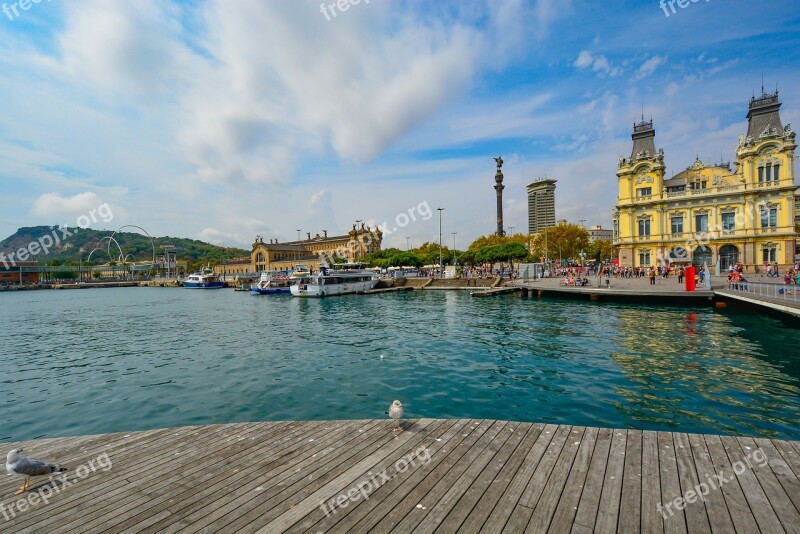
[3,420,800,533]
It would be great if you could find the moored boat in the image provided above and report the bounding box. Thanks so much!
[251,271,293,295]
[183,269,225,289]
[290,263,379,298]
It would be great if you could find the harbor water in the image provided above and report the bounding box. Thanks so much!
[1,288,798,442]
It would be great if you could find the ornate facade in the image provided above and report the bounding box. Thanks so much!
[613,91,798,271]
[246,224,383,273]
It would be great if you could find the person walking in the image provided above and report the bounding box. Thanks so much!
[649,267,656,286]
[678,266,684,284]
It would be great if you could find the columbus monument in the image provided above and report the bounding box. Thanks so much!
[494,156,505,236]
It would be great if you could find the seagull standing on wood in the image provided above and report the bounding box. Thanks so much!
[387,400,404,432]
[6,449,67,495]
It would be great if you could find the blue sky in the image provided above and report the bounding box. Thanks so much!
[1,0,799,250]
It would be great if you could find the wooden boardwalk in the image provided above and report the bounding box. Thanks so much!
[2,420,800,533]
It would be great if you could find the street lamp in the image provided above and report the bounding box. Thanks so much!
[437,208,444,276]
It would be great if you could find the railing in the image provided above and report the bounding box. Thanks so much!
[727,280,799,304]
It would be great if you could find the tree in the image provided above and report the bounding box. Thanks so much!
[388,251,422,268]
[528,224,590,262]
[415,241,450,265]
[587,239,614,262]
[467,233,528,251]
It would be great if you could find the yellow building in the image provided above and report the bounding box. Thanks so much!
[214,224,383,275]
[613,90,798,271]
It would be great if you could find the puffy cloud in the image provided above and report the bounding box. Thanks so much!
[573,50,621,76]
[634,56,666,80]
[32,192,107,221]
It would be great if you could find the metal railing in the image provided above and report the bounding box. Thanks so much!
[727,280,799,303]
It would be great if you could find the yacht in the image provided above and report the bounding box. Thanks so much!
[183,269,224,289]
[290,263,379,298]
[251,271,293,295]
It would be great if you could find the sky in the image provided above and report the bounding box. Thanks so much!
[1,0,799,252]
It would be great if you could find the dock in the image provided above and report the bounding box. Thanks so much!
[3,419,799,533]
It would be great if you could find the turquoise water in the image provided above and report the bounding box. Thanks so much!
[1,288,799,442]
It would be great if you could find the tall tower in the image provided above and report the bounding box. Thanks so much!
[527,179,557,234]
[494,156,505,236]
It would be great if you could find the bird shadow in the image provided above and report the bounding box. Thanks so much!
[25,477,69,494]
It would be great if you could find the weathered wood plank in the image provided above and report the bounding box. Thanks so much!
[752,438,800,515]
[686,433,735,533]
[571,426,612,533]
[525,426,587,533]
[640,430,664,534]
[458,423,544,534]
[703,434,760,533]
[720,435,794,533]
[658,431,687,534]
[672,433,711,534]
[617,428,642,534]
[593,429,626,533]
[480,423,558,532]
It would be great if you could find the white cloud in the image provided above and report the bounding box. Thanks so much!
[573,50,621,76]
[634,56,666,81]
[32,192,107,221]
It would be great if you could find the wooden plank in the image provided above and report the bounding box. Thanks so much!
[457,424,545,534]
[503,424,573,531]
[672,433,711,533]
[358,420,492,534]
[617,428,642,534]
[525,426,587,533]
[256,419,443,533]
[412,421,517,533]
[141,419,384,533]
[720,435,794,533]
[479,424,558,532]
[593,429,626,533]
[570,426,612,532]
[641,430,664,534]
[753,438,800,514]
[430,421,527,534]
[771,439,800,479]
[5,423,242,532]
[686,433,735,533]
[737,437,800,533]
[703,434,760,533]
[658,431,687,534]
[300,419,469,533]
[545,426,599,534]
[388,420,509,533]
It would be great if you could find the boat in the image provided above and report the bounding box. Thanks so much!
[183,268,225,289]
[251,271,293,295]
[290,263,379,298]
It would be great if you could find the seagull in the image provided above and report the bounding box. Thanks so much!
[6,449,67,495]
[387,400,404,432]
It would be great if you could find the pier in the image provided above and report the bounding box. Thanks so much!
[2,420,799,533]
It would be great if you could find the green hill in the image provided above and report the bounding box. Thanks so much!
[0,226,249,265]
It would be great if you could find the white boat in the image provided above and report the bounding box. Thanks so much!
[183,269,224,289]
[251,271,293,295]
[290,263,379,298]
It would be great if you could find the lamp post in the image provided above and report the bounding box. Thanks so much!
[437,208,444,277]
[452,232,457,264]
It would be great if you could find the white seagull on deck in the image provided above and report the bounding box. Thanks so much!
[387,400,404,432]
[6,448,67,495]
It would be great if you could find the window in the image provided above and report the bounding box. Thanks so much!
[613,220,619,240]
[638,251,651,266]
[638,219,651,237]
[762,247,777,262]
[695,213,709,233]
[689,177,707,190]
[721,212,736,232]
[671,216,683,235]
[773,164,780,181]
[758,166,765,182]
[761,207,777,228]
[637,187,652,197]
